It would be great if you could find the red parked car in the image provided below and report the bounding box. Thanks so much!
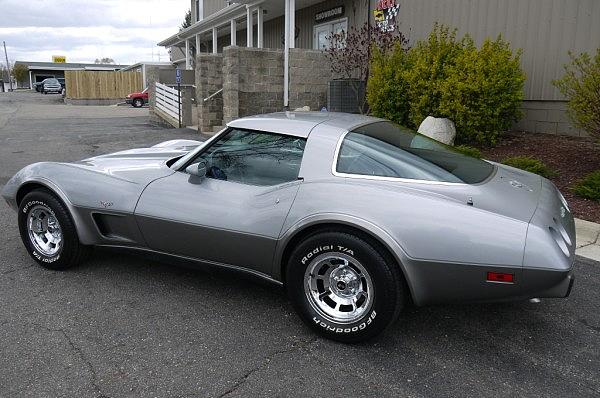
[126,88,149,108]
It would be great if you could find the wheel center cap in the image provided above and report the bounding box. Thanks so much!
[331,267,360,297]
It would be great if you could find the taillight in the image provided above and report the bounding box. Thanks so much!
[486,272,514,284]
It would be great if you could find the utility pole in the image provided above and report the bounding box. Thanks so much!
[3,41,12,91]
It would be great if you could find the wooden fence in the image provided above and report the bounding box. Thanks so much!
[65,70,142,99]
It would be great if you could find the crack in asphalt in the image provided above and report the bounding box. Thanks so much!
[216,337,318,398]
[32,323,109,398]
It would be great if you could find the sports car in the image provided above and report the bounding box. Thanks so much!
[1,112,575,342]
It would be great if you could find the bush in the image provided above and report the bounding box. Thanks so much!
[453,145,482,158]
[501,156,556,178]
[367,45,411,126]
[367,24,526,146]
[553,49,600,138]
[572,171,600,201]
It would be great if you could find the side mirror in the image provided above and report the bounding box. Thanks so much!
[186,160,207,181]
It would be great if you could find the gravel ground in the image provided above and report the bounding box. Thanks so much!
[0,91,599,398]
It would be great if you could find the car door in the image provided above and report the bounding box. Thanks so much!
[134,128,306,275]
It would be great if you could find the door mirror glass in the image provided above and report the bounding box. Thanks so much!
[186,160,207,180]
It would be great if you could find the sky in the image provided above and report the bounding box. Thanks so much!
[0,0,190,65]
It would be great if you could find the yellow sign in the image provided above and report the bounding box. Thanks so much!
[52,55,66,63]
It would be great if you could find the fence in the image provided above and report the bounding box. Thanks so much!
[155,82,181,123]
[65,70,142,99]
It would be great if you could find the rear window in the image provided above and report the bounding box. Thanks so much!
[336,122,495,184]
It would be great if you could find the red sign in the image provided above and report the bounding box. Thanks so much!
[377,0,396,9]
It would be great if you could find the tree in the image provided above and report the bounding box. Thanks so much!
[325,23,409,114]
[180,9,192,31]
[553,49,600,138]
[94,58,115,64]
[12,64,28,85]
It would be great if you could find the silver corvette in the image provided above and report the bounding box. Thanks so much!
[2,112,575,342]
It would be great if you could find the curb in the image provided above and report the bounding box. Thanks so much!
[575,218,600,262]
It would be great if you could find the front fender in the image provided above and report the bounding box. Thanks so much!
[2,164,98,245]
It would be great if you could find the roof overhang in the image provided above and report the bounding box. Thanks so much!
[158,3,252,47]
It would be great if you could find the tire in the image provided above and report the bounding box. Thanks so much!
[133,98,143,108]
[286,232,406,343]
[18,189,91,270]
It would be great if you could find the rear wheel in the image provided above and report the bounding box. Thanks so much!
[286,231,405,343]
[18,189,91,270]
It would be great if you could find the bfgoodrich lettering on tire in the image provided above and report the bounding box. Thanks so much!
[18,189,91,270]
[286,231,406,343]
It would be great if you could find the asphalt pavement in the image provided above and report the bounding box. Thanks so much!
[0,91,599,398]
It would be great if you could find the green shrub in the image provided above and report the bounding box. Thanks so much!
[438,36,525,145]
[367,23,526,146]
[404,24,469,128]
[572,171,600,201]
[453,145,482,158]
[367,44,411,126]
[501,156,556,178]
[553,49,600,138]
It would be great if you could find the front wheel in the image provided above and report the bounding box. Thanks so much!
[18,189,91,270]
[133,98,143,108]
[286,232,406,343]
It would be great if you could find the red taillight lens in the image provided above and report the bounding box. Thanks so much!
[486,272,514,283]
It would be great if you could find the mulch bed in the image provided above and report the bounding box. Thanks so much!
[481,132,600,223]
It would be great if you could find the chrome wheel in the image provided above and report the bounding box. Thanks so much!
[27,205,62,256]
[304,252,374,324]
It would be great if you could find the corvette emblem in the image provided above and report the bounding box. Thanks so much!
[100,201,114,208]
[509,180,533,192]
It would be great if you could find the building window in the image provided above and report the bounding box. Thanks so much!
[313,18,348,50]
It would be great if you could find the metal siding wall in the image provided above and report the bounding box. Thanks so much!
[263,0,371,50]
[204,0,227,18]
[393,0,600,101]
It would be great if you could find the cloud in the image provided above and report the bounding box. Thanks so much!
[0,0,189,64]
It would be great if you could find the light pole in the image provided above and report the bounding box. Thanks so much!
[3,41,12,91]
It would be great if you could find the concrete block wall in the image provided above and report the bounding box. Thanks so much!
[223,46,285,123]
[288,48,335,111]
[513,100,588,137]
[146,66,168,127]
[222,46,334,124]
[196,54,224,130]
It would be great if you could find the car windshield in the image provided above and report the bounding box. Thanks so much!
[46,79,59,84]
[336,121,495,184]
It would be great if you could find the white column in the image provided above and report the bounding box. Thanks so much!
[290,0,295,49]
[185,39,191,69]
[28,70,33,90]
[230,19,237,46]
[257,7,264,48]
[283,0,290,108]
[246,6,253,47]
[212,27,218,54]
[196,34,202,56]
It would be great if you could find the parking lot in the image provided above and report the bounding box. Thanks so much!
[0,90,599,398]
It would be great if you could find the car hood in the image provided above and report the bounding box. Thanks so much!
[75,139,203,184]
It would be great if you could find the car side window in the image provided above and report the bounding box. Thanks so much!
[187,128,306,186]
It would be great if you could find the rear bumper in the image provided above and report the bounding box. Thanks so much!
[521,267,574,299]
